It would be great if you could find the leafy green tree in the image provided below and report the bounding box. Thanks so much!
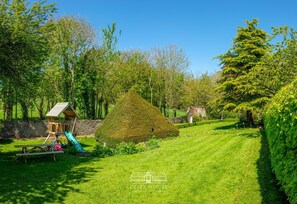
[100,22,121,117]
[51,16,95,108]
[76,48,99,119]
[180,74,196,108]
[115,50,152,97]
[181,72,221,118]
[75,22,121,119]
[150,45,189,116]
[195,73,219,107]
[215,19,269,126]
[0,0,56,120]
[34,63,63,119]
[243,26,297,112]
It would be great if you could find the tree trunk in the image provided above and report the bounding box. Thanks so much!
[36,98,45,119]
[98,102,103,119]
[63,59,70,102]
[15,91,18,119]
[46,98,52,113]
[4,101,13,121]
[70,67,75,108]
[246,110,254,127]
[97,95,103,119]
[2,103,5,120]
[95,96,98,119]
[159,101,162,113]
[63,75,70,102]
[20,100,29,120]
[150,87,153,104]
[162,104,167,117]
[149,72,153,104]
[104,101,109,118]
[91,90,95,119]
[4,84,13,120]
[82,90,90,119]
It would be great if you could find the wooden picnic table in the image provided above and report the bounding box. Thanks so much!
[14,144,64,163]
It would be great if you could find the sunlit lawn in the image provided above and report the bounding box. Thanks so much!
[0,121,284,204]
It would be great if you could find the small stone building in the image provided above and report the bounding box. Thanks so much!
[187,106,207,123]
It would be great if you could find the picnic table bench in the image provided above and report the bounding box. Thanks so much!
[14,144,64,163]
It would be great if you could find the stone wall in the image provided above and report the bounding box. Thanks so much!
[0,120,103,139]
[75,120,103,136]
[168,116,187,124]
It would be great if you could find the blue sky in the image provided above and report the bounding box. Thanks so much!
[45,0,297,75]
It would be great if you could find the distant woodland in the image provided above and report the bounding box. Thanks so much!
[1,1,296,123]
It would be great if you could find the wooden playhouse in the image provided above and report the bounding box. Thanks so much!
[46,102,78,139]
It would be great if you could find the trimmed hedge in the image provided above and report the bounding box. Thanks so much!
[175,119,236,129]
[95,91,179,147]
[264,79,297,204]
[175,122,199,129]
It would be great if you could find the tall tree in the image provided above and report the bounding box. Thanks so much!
[195,73,220,107]
[242,26,297,112]
[150,45,189,116]
[76,22,121,119]
[215,19,269,126]
[181,72,221,111]
[52,16,95,108]
[98,22,121,118]
[0,0,56,120]
[76,48,99,119]
[115,50,151,97]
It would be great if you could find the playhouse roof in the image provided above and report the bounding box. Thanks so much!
[46,102,78,118]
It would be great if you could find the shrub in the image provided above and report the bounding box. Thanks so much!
[115,142,144,155]
[92,143,114,158]
[95,91,179,147]
[175,122,197,129]
[192,115,202,122]
[145,136,160,150]
[264,79,297,204]
[239,114,246,123]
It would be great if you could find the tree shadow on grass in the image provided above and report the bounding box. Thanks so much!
[237,132,260,138]
[80,142,93,148]
[0,139,14,144]
[257,131,289,204]
[214,123,237,130]
[214,122,257,130]
[0,153,102,203]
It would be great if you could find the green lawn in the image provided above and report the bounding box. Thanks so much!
[0,121,284,204]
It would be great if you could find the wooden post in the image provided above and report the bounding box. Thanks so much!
[71,117,77,133]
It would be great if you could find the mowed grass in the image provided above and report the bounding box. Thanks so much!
[0,121,283,204]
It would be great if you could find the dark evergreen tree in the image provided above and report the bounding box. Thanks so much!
[215,19,269,126]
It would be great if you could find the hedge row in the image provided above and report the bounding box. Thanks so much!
[175,119,237,129]
[175,122,199,129]
[264,79,297,204]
